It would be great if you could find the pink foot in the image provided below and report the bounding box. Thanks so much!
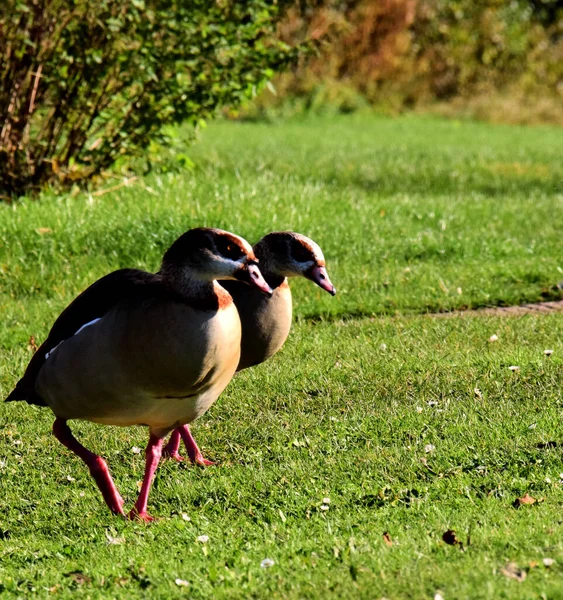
[129,433,163,521]
[52,418,125,516]
[164,451,184,462]
[162,430,184,461]
[178,425,215,467]
[127,508,155,523]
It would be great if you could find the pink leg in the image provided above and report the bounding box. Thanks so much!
[52,418,125,516]
[162,429,183,461]
[179,425,215,467]
[128,433,163,522]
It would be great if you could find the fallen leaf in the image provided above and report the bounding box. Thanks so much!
[36,227,52,235]
[28,336,39,352]
[501,562,526,582]
[105,531,125,545]
[383,532,393,547]
[442,529,463,549]
[513,493,536,508]
[65,571,92,585]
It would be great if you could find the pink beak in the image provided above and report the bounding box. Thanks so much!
[307,265,336,296]
[235,263,273,296]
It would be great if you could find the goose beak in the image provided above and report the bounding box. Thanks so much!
[307,265,336,296]
[235,263,273,297]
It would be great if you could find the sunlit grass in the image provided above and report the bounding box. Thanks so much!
[0,115,562,598]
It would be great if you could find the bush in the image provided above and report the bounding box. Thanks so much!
[245,0,563,123]
[0,0,303,198]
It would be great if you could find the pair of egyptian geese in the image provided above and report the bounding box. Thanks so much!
[6,228,335,521]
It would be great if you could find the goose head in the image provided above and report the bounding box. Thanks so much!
[255,232,336,295]
[161,228,273,296]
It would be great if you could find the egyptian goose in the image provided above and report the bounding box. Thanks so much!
[164,232,335,463]
[6,228,272,521]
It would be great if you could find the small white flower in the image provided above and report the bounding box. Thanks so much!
[509,365,520,371]
[529,423,537,429]
[435,594,445,600]
[543,558,555,567]
[181,513,191,521]
[424,444,435,454]
[329,416,338,422]
[196,535,209,543]
[13,440,22,446]
[456,287,462,295]
[474,388,482,398]
[380,343,388,351]
[260,558,275,568]
[131,446,142,454]
[427,401,438,407]
[320,504,330,511]
[544,349,554,356]
[175,578,190,587]
[545,477,552,484]
[79,492,85,497]
[66,475,75,482]
[0,460,6,468]
[489,334,499,343]
[323,497,331,504]
[416,406,423,413]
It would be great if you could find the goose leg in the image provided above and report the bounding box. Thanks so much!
[162,429,183,461]
[128,433,163,522]
[52,418,125,516]
[178,425,215,467]
[163,426,215,466]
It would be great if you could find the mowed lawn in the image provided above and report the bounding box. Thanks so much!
[0,115,562,598]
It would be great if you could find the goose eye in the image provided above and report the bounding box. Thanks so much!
[216,238,245,260]
[290,239,312,263]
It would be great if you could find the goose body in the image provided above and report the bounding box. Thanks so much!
[6,228,272,520]
[36,283,241,432]
[227,278,293,370]
[164,232,335,463]
[223,232,336,371]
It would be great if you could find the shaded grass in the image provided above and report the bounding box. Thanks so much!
[1,115,563,598]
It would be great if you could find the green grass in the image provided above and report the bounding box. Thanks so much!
[1,115,563,598]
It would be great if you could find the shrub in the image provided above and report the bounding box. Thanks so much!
[246,0,563,122]
[0,0,303,198]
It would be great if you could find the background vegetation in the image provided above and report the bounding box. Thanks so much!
[0,0,301,197]
[243,0,563,124]
[1,0,561,198]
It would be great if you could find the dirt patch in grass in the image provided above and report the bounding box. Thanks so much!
[433,300,563,318]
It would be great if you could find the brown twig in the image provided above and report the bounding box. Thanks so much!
[91,176,138,197]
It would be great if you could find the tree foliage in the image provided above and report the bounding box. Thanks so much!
[251,0,562,120]
[0,0,302,198]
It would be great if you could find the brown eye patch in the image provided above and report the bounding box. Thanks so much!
[290,239,313,263]
[215,236,245,260]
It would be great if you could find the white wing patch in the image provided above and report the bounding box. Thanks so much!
[74,317,102,336]
[45,318,102,360]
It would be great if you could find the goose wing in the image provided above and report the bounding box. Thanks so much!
[6,269,165,405]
